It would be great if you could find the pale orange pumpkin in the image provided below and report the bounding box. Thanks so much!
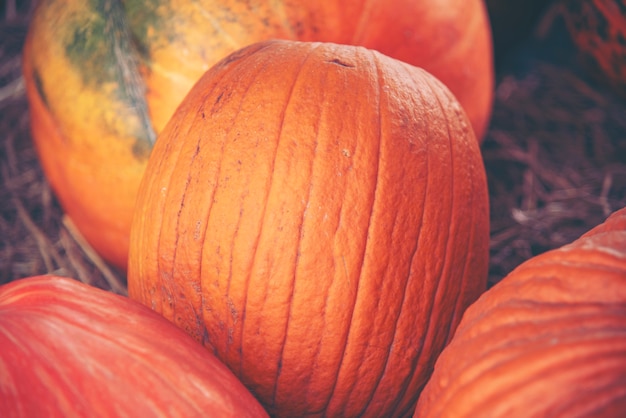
[128,40,490,417]
[0,275,268,417]
[414,206,626,417]
[23,0,493,270]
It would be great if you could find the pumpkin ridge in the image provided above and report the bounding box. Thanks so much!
[152,95,213,316]
[321,47,383,415]
[400,70,477,412]
[380,66,454,416]
[426,78,472,348]
[134,106,188,314]
[274,48,367,411]
[221,42,318,406]
[155,43,273,348]
[394,74,457,414]
[273,43,346,405]
[444,82,482,336]
[169,141,204,332]
[296,46,380,414]
[356,56,431,418]
[154,118,203,323]
[423,304,626,416]
[458,307,626,361]
[270,42,329,408]
[208,66,266,297]
[198,50,280,361]
[446,336,626,417]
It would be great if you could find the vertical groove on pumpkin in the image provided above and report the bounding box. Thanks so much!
[152,54,240,342]
[356,55,429,417]
[391,72,459,417]
[221,42,316,409]
[195,49,278,374]
[152,109,198,320]
[438,85,478,344]
[428,84,479,350]
[272,43,327,409]
[378,68,441,417]
[211,56,275,361]
[421,73,460,356]
[322,48,383,415]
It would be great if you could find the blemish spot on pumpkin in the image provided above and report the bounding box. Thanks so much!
[227,298,238,324]
[342,148,351,157]
[132,139,152,160]
[326,58,354,68]
[193,220,202,241]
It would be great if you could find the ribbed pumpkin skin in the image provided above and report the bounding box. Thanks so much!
[414,207,626,418]
[0,275,268,418]
[128,40,490,418]
[561,0,626,98]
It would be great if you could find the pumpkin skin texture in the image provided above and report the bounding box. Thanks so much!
[128,40,490,418]
[0,275,268,418]
[23,0,493,270]
[414,207,626,418]
[561,0,626,99]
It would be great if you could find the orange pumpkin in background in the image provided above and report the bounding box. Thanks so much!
[0,275,268,418]
[128,40,490,418]
[22,0,494,271]
[414,206,626,417]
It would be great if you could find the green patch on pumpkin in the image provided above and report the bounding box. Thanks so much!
[123,0,178,58]
[62,0,157,152]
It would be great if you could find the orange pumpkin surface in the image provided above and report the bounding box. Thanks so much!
[128,40,490,418]
[0,275,268,418]
[414,206,626,417]
[23,0,493,271]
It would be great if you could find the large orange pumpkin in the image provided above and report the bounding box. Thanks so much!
[414,206,626,417]
[0,275,268,417]
[22,0,493,271]
[128,40,490,418]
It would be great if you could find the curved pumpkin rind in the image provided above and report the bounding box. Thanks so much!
[414,206,626,418]
[22,0,155,270]
[128,40,490,418]
[0,275,269,418]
